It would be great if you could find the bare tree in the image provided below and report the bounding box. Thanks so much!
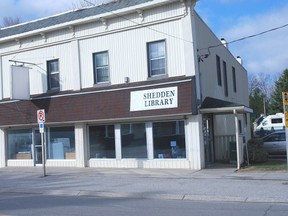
[1,16,21,28]
[71,0,114,9]
[248,72,275,98]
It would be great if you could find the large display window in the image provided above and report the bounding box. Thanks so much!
[153,121,186,159]
[89,125,115,159]
[121,123,147,158]
[7,129,33,160]
[47,126,75,159]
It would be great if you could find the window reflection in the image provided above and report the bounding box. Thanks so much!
[153,121,186,159]
[7,129,32,160]
[89,125,115,159]
[121,123,147,158]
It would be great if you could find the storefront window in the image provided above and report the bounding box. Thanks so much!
[47,127,75,159]
[121,123,147,158]
[153,121,186,159]
[89,125,115,159]
[7,129,32,160]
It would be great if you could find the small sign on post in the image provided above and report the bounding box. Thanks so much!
[37,109,46,123]
[37,109,46,177]
[39,122,44,134]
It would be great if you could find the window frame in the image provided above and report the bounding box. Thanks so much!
[47,59,60,91]
[147,40,167,77]
[93,51,110,84]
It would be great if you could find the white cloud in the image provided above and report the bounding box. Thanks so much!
[223,5,288,76]
[0,0,113,22]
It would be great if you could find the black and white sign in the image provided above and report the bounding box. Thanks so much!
[130,87,178,111]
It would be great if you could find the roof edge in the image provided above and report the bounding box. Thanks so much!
[0,0,180,43]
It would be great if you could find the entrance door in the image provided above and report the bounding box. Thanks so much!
[33,130,42,165]
[203,114,214,163]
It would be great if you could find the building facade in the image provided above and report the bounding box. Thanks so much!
[0,0,251,170]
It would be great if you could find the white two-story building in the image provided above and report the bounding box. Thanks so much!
[0,0,252,170]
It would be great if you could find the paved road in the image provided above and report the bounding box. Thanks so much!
[0,166,287,203]
[1,193,288,216]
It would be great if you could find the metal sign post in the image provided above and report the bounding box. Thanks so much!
[282,92,288,170]
[37,109,46,177]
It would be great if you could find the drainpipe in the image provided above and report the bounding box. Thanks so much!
[234,109,241,170]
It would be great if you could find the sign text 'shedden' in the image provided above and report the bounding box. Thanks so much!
[143,90,175,107]
[130,86,178,111]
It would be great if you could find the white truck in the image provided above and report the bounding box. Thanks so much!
[255,113,285,134]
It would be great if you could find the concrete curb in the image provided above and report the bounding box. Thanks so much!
[1,188,288,204]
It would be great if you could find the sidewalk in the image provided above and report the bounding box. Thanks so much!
[0,166,287,203]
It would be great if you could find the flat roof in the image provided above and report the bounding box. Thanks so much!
[199,97,253,114]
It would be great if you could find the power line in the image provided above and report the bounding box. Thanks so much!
[84,0,288,52]
[83,0,193,43]
[207,23,288,50]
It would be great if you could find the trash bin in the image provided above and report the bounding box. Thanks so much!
[230,141,237,161]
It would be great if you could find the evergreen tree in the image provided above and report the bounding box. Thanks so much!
[270,69,288,113]
[249,87,266,121]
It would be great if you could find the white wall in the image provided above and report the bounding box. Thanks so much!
[0,1,191,97]
[1,42,74,98]
[194,12,249,107]
[79,20,186,88]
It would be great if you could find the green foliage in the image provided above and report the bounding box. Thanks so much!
[247,138,268,163]
[270,69,288,113]
[249,87,265,122]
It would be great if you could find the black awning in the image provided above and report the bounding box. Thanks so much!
[199,97,253,114]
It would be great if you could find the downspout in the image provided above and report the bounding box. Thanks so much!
[234,109,241,170]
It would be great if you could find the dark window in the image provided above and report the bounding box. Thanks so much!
[238,120,242,133]
[47,59,60,90]
[232,67,237,92]
[223,61,228,96]
[264,132,285,142]
[147,40,166,77]
[153,121,186,159]
[89,125,115,159]
[93,51,109,83]
[271,118,283,124]
[216,55,221,86]
[121,123,147,158]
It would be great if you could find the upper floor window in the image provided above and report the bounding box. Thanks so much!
[232,67,237,92]
[147,40,166,77]
[216,55,222,86]
[223,61,228,97]
[47,59,60,90]
[93,51,109,84]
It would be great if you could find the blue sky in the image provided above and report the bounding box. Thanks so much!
[195,0,288,80]
[1,0,288,79]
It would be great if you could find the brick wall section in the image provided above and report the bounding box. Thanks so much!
[0,76,195,126]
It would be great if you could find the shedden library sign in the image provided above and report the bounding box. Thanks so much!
[130,87,178,111]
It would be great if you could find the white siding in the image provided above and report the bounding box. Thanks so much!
[79,19,186,88]
[194,12,249,106]
[1,42,75,97]
[0,1,188,95]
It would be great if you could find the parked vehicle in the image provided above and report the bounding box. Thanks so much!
[255,113,285,135]
[262,131,287,155]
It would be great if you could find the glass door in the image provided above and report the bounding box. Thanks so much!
[203,114,214,163]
